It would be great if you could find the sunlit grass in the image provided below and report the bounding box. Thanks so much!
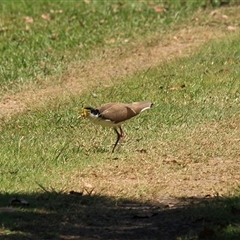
[1,32,240,193]
[2,0,236,91]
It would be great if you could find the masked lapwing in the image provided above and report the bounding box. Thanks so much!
[79,101,153,152]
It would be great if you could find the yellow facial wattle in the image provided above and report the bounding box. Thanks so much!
[80,109,89,118]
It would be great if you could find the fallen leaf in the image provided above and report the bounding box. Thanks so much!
[41,14,51,21]
[210,10,218,16]
[154,6,166,13]
[227,26,237,31]
[23,16,34,23]
[221,14,228,20]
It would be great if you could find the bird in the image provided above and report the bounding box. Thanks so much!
[79,101,153,152]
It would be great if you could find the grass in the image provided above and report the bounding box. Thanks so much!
[0,0,240,239]
[0,0,236,91]
[0,0,188,87]
[1,31,240,239]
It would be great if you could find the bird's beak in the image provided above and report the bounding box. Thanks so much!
[78,109,88,119]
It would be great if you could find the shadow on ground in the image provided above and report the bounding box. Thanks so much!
[0,190,240,239]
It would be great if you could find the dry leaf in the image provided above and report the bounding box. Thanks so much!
[221,14,228,20]
[41,14,51,21]
[227,26,237,31]
[23,16,34,23]
[210,10,218,16]
[154,6,166,13]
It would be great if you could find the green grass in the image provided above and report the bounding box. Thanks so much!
[0,0,230,91]
[1,36,240,237]
[0,0,240,239]
[1,33,240,191]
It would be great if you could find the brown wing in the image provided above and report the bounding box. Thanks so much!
[98,101,153,124]
[97,102,118,113]
[98,103,138,124]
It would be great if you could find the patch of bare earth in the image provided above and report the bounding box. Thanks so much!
[0,6,239,119]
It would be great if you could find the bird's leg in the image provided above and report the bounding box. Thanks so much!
[118,126,125,149]
[112,128,121,153]
[112,127,125,153]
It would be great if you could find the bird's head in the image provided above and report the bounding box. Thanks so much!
[79,108,91,118]
[78,107,97,119]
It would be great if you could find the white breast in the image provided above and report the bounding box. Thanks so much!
[87,113,121,127]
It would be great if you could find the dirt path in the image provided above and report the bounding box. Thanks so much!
[0,7,238,119]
